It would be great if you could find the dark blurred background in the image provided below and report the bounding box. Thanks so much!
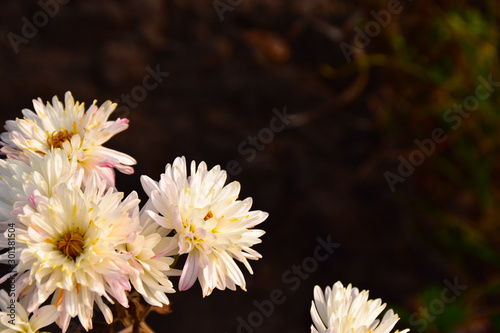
[1,1,499,332]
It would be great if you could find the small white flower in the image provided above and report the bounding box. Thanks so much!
[118,223,181,307]
[310,281,410,333]
[15,176,141,332]
[0,290,58,333]
[0,91,136,187]
[141,156,268,297]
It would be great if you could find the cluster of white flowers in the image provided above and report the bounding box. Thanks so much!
[0,92,268,332]
[0,91,409,333]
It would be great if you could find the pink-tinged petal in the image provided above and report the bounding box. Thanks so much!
[97,159,115,169]
[140,175,159,197]
[116,118,129,126]
[29,192,39,207]
[90,103,99,115]
[131,257,145,274]
[88,166,116,188]
[57,312,72,333]
[115,164,135,175]
[179,253,200,291]
[89,146,137,166]
[32,98,45,114]
[107,275,132,307]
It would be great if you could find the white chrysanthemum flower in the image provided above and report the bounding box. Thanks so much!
[15,176,141,332]
[0,150,83,272]
[310,281,410,333]
[141,156,268,297]
[0,91,136,187]
[0,290,58,333]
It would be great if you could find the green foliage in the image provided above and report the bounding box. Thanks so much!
[342,1,500,331]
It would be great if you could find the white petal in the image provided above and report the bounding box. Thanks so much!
[179,253,200,291]
[29,305,59,331]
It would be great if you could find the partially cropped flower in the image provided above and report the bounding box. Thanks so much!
[0,91,136,187]
[0,290,58,333]
[15,176,140,332]
[142,156,268,297]
[0,150,82,263]
[310,281,409,333]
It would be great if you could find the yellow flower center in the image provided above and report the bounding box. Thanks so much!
[47,129,74,149]
[58,230,85,259]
